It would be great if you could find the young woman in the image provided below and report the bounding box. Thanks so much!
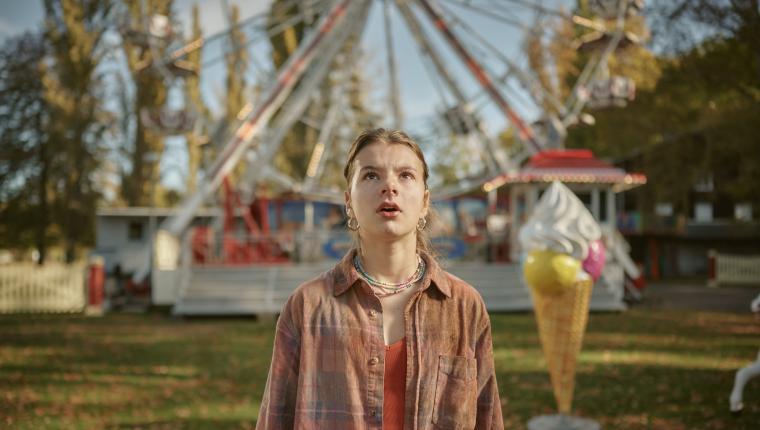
[256,128,504,429]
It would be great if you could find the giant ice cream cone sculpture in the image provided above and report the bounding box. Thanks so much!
[519,181,604,415]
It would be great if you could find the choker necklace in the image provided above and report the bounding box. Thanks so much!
[353,253,426,298]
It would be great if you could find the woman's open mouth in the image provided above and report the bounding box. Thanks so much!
[377,202,401,218]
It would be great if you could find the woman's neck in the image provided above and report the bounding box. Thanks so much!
[358,237,419,284]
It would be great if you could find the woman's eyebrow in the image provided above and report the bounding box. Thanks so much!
[359,165,417,172]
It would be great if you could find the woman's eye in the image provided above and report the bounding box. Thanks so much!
[363,172,378,180]
[401,171,415,180]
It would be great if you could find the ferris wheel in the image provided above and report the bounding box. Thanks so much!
[123,0,646,274]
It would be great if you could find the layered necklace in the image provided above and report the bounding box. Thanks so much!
[353,253,426,298]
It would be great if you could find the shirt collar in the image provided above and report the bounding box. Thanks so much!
[330,248,451,298]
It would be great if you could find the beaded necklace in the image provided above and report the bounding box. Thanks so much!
[353,253,426,298]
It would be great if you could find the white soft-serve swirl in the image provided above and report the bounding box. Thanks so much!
[518,181,601,261]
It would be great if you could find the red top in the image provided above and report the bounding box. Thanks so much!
[383,337,406,429]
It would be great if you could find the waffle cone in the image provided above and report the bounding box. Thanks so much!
[531,278,593,414]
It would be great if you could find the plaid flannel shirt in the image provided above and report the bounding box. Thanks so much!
[256,249,504,429]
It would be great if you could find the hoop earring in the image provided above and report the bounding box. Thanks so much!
[347,217,360,231]
[417,217,427,231]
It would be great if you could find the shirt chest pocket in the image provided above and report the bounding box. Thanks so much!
[432,355,477,429]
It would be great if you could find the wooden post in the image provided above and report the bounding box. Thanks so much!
[86,256,105,316]
[707,249,718,288]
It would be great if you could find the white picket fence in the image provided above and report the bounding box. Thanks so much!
[708,250,760,287]
[0,262,86,313]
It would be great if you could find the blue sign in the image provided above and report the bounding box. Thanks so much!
[432,237,467,259]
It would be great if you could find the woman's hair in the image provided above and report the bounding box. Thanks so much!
[343,128,436,255]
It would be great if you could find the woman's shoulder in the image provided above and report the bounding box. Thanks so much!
[288,271,332,302]
[434,269,493,329]
[441,270,477,290]
[437,268,487,304]
[283,253,356,307]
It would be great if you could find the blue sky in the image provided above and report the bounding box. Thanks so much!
[0,1,44,38]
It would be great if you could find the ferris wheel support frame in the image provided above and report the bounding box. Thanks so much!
[383,0,404,128]
[414,0,545,154]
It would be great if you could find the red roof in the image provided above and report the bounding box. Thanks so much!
[527,149,612,169]
[482,149,646,192]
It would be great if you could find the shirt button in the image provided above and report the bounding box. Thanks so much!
[369,309,377,317]
[369,357,379,365]
[369,409,376,417]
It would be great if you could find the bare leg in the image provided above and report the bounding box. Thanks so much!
[730,350,760,412]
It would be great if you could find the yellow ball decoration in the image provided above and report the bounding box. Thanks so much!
[523,249,581,295]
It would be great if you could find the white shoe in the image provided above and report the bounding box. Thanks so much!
[729,391,743,413]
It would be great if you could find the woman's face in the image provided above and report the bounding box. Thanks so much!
[345,141,429,245]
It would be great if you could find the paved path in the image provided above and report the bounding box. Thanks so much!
[640,280,760,313]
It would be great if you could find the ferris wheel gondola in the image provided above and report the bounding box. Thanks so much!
[118,3,202,137]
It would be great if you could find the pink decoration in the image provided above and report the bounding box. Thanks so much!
[582,239,606,281]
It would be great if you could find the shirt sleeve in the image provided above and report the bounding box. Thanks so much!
[474,304,505,430]
[256,298,301,430]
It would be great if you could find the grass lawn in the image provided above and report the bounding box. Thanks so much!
[1,308,759,429]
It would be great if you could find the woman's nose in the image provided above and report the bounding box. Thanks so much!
[381,177,398,195]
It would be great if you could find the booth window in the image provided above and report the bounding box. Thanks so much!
[128,222,144,241]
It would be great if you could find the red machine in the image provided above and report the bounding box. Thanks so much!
[192,177,288,265]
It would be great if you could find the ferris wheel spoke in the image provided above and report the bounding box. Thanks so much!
[198,0,332,72]
[394,1,457,110]
[439,0,529,30]
[165,6,270,66]
[383,0,403,128]
[266,0,331,43]
[304,89,343,191]
[498,0,572,21]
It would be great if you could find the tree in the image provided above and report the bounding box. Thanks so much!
[566,2,760,218]
[183,4,210,194]
[0,32,53,262]
[119,0,173,206]
[42,0,113,262]
[224,4,249,184]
